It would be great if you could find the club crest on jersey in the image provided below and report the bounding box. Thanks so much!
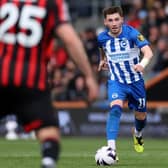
[119,38,128,48]
[137,34,145,41]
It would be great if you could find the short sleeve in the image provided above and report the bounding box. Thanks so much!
[130,28,149,48]
[50,0,70,27]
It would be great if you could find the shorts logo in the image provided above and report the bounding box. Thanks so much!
[112,93,118,98]
[137,34,145,41]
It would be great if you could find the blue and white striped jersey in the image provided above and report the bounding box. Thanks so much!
[97,24,149,84]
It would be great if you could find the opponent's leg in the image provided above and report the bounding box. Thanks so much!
[36,127,60,168]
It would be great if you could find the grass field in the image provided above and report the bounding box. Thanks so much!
[0,137,168,168]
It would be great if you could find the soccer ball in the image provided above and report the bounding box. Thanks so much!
[95,146,117,166]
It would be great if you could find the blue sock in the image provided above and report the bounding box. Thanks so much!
[106,105,122,140]
[135,118,146,132]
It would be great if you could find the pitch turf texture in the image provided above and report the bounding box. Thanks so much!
[0,137,167,168]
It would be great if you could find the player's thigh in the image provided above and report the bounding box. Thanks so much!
[128,79,146,112]
[16,89,59,132]
[107,80,127,106]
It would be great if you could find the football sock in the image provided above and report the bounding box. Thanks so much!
[106,105,122,140]
[41,139,60,166]
[134,128,142,137]
[135,118,146,136]
[108,140,116,150]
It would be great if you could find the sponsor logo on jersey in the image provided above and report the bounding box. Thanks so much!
[109,53,130,61]
[137,34,145,41]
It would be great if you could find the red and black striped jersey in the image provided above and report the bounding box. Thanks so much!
[0,0,70,90]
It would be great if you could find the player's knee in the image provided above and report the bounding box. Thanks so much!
[110,99,123,107]
[135,112,147,120]
[36,126,60,142]
[110,105,122,118]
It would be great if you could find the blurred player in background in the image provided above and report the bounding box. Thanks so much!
[97,6,153,159]
[0,0,98,167]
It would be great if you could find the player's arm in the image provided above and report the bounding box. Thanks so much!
[98,48,109,71]
[131,28,153,72]
[134,45,153,72]
[55,23,98,101]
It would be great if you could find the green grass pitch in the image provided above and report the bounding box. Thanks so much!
[0,137,168,168]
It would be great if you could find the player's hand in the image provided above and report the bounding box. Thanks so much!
[98,60,109,71]
[85,76,99,102]
[133,64,144,72]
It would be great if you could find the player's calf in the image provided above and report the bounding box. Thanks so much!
[36,127,60,168]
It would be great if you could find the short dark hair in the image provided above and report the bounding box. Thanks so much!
[103,6,123,18]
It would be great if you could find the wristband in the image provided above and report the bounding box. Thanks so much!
[139,58,150,68]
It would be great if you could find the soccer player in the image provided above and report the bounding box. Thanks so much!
[0,0,98,168]
[97,6,153,158]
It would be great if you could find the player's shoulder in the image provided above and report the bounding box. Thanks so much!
[97,29,107,37]
[122,24,139,34]
[97,28,109,41]
[122,24,141,40]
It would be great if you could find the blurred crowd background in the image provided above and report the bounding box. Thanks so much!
[48,0,168,102]
[2,0,168,139]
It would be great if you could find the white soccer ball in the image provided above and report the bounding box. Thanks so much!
[95,146,117,166]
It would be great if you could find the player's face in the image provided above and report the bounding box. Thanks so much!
[104,13,123,36]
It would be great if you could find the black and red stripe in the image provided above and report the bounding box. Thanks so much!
[0,0,69,90]
[27,0,47,90]
[0,0,20,86]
